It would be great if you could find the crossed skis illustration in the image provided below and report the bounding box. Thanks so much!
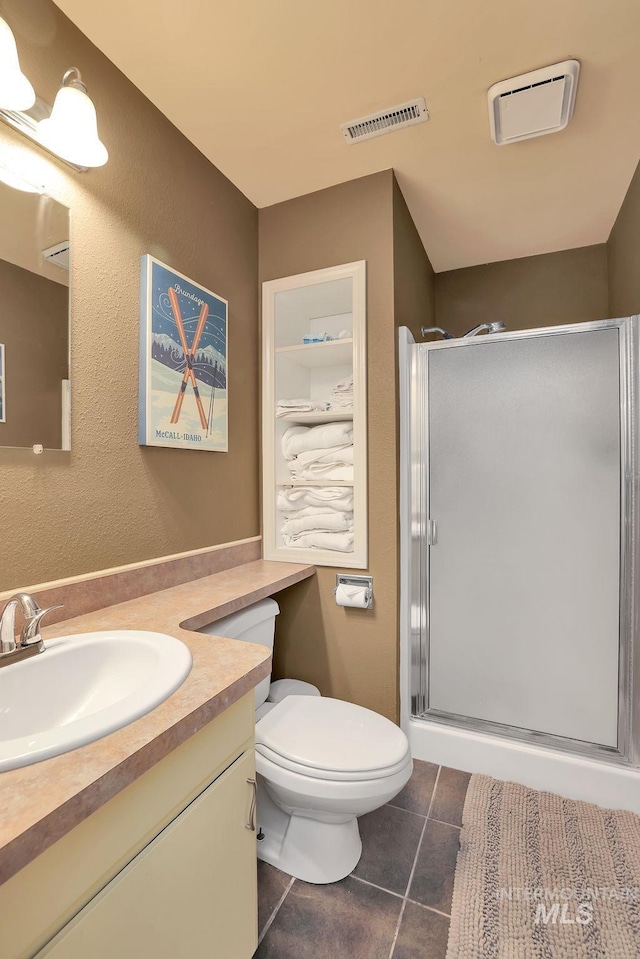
[168,287,210,430]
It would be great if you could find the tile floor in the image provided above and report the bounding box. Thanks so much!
[254,762,471,959]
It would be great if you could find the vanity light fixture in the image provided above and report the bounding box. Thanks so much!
[37,69,108,168]
[0,16,108,172]
[0,17,35,111]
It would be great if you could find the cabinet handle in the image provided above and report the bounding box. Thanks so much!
[246,778,257,831]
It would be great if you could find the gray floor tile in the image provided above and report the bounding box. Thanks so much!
[254,875,402,959]
[429,766,471,827]
[257,859,291,936]
[388,759,439,817]
[353,803,425,895]
[408,820,460,913]
[393,901,450,959]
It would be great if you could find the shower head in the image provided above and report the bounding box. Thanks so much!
[462,321,506,338]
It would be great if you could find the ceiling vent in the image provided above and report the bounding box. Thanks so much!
[488,60,580,145]
[341,97,428,144]
[42,241,70,270]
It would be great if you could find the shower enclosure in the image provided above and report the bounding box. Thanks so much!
[399,317,640,808]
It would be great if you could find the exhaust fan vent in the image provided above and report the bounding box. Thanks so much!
[488,60,580,145]
[42,241,70,271]
[341,97,428,144]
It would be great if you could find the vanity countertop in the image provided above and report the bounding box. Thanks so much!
[0,558,315,885]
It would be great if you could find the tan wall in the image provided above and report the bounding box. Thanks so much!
[0,257,68,450]
[392,178,436,340]
[435,245,610,337]
[608,159,640,318]
[0,1,259,591]
[259,171,399,721]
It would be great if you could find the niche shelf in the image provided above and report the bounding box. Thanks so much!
[275,479,355,488]
[262,261,367,568]
[275,339,354,367]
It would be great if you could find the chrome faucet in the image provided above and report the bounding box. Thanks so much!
[0,593,62,667]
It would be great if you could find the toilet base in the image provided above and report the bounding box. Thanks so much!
[256,776,362,884]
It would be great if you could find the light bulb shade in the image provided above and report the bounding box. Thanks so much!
[37,84,108,168]
[0,17,36,111]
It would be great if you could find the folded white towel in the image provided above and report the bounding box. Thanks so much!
[289,444,354,471]
[292,464,354,481]
[282,530,354,552]
[281,505,324,519]
[282,422,353,460]
[276,399,329,417]
[328,399,354,412]
[281,511,353,536]
[331,375,353,394]
[281,504,352,519]
[277,487,354,512]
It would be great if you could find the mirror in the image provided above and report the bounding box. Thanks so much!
[0,177,70,450]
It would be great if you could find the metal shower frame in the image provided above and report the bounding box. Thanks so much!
[407,316,640,766]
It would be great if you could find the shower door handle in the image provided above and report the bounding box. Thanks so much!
[427,519,437,546]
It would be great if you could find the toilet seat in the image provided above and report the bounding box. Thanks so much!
[255,695,411,782]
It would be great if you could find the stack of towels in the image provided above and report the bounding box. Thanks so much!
[282,421,353,482]
[277,486,354,553]
[279,421,354,552]
[329,375,353,412]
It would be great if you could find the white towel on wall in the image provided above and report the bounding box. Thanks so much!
[281,422,353,460]
[281,511,354,536]
[291,463,354,482]
[282,530,354,552]
[277,489,354,513]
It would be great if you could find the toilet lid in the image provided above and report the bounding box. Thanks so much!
[255,695,410,778]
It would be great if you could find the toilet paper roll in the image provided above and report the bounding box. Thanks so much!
[335,583,370,608]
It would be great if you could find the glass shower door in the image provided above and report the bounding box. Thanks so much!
[424,326,622,748]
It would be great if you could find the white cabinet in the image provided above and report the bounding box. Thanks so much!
[36,750,257,959]
[1,695,257,959]
[262,261,368,568]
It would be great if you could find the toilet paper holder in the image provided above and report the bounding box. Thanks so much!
[334,574,373,609]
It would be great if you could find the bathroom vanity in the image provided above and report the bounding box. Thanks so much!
[0,556,314,959]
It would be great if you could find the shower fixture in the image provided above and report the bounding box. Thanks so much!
[420,326,454,340]
[420,322,506,340]
[463,321,506,337]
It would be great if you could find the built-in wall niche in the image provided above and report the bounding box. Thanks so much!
[262,261,368,569]
[0,178,70,451]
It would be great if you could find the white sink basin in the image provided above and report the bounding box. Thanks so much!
[0,630,192,772]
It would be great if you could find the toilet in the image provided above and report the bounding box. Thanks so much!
[199,598,413,884]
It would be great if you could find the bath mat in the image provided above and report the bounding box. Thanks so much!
[446,775,640,959]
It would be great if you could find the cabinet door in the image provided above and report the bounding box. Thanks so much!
[37,750,257,959]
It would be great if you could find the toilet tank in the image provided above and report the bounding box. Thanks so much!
[197,598,279,709]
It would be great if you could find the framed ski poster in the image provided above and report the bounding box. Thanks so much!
[139,256,228,451]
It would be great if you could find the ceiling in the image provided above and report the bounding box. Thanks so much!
[53,0,640,272]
